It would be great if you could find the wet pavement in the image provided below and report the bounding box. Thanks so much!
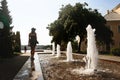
[39,53,120,80]
[13,53,44,80]
[13,51,120,80]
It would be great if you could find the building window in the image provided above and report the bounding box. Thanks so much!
[118,26,120,33]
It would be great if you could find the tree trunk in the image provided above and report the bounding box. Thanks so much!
[78,39,82,53]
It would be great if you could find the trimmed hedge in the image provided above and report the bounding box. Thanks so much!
[111,48,120,56]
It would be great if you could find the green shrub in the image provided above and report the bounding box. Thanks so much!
[111,48,120,56]
[99,51,109,55]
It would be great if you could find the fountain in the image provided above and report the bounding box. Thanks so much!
[52,42,55,55]
[39,26,120,79]
[66,41,74,62]
[75,35,80,45]
[82,24,98,74]
[56,44,61,57]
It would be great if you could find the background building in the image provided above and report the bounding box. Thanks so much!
[104,3,120,48]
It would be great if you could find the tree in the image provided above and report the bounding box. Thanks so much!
[0,0,13,57]
[85,9,113,51]
[57,3,88,52]
[49,20,67,45]
[14,31,21,52]
[1,0,12,24]
[48,2,113,52]
[0,10,13,56]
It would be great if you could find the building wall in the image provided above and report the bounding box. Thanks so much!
[114,7,120,14]
[106,21,120,48]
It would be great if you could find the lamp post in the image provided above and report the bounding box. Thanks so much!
[0,21,4,56]
[0,22,4,29]
[0,22,4,38]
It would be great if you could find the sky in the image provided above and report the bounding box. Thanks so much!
[4,0,120,45]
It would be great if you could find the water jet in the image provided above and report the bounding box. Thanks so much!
[66,41,74,62]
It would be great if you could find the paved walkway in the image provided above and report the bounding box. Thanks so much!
[61,51,120,63]
[14,51,120,80]
[75,53,120,63]
[99,54,120,62]
[14,53,44,80]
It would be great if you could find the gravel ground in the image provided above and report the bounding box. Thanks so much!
[39,53,120,80]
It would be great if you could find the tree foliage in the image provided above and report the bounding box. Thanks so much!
[49,20,67,45]
[0,0,13,57]
[12,31,21,52]
[1,0,12,24]
[48,2,113,51]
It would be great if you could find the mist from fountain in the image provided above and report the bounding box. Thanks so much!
[52,42,55,55]
[82,24,98,74]
[66,41,74,62]
[56,44,61,57]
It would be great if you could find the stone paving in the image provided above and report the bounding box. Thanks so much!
[14,53,44,80]
[74,53,120,63]
[62,51,120,63]
[38,53,120,80]
[14,51,120,80]
[99,55,120,63]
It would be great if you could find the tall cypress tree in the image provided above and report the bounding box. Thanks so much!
[0,0,13,57]
[1,0,12,24]
[14,31,21,52]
